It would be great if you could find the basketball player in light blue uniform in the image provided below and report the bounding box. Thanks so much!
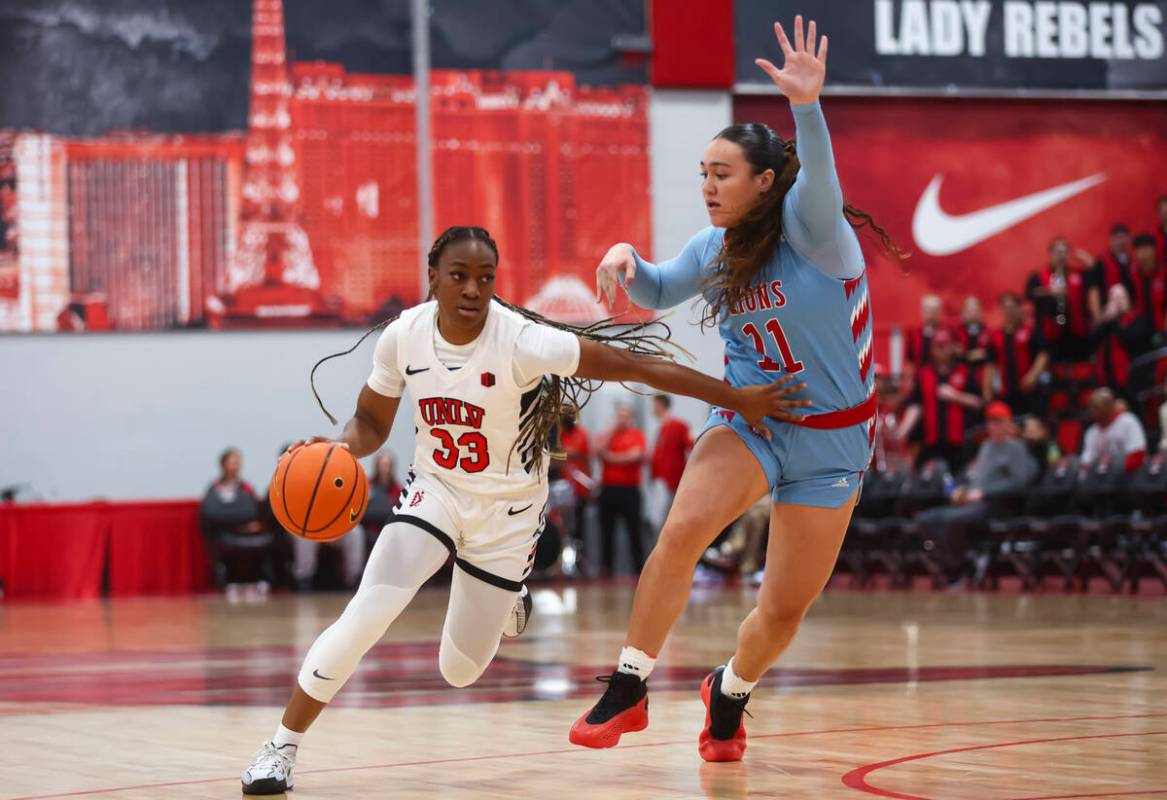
[572,16,899,761]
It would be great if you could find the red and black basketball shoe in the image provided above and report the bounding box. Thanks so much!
[568,670,649,748]
[698,666,750,762]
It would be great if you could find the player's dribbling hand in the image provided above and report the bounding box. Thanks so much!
[754,16,828,106]
[283,436,349,456]
[733,374,811,437]
[595,243,637,310]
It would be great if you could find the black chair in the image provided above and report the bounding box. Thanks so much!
[987,455,1081,591]
[844,465,911,586]
[899,459,954,587]
[1124,454,1167,592]
[200,486,276,587]
[1072,460,1129,592]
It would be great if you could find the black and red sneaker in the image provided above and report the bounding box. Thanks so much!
[698,666,750,762]
[568,671,649,748]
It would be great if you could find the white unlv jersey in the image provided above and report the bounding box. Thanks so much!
[394,300,557,500]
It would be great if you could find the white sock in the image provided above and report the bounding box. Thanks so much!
[272,724,303,750]
[616,646,656,680]
[719,658,757,699]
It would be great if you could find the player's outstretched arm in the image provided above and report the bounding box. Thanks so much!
[289,386,400,459]
[574,339,810,430]
[756,17,862,280]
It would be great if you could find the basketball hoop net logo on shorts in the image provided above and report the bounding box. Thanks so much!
[410,491,424,508]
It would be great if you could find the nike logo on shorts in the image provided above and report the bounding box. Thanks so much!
[405,365,430,375]
[312,669,335,680]
[507,503,534,516]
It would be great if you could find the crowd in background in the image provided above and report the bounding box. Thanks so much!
[202,197,1167,597]
[879,200,1167,477]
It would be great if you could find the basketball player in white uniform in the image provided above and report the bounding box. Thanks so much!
[242,227,809,794]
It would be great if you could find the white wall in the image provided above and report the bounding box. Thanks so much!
[0,89,733,502]
[0,329,417,501]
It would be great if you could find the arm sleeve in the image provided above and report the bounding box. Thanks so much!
[624,227,719,309]
[512,323,582,386]
[366,321,405,397]
[780,101,864,281]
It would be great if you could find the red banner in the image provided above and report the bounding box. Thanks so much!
[735,96,1167,336]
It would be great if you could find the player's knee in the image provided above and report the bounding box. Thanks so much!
[438,639,488,688]
[755,593,811,633]
[343,584,411,632]
[653,516,710,566]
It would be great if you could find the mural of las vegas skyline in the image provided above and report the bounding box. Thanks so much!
[0,0,651,333]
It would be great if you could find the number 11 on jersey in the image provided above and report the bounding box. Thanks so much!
[742,318,804,374]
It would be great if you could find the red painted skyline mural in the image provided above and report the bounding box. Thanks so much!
[0,0,651,333]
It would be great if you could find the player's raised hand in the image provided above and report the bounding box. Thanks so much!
[595,243,637,310]
[754,16,828,105]
[732,374,811,435]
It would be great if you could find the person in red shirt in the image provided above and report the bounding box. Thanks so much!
[650,394,693,525]
[559,414,594,555]
[899,328,984,471]
[986,291,1050,416]
[1088,224,1133,322]
[1025,237,1095,364]
[904,294,949,376]
[957,295,993,410]
[598,404,648,575]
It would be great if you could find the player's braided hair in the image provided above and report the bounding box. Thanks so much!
[310,226,683,475]
[701,123,907,327]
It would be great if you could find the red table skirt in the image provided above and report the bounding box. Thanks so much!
[0,500,211,600]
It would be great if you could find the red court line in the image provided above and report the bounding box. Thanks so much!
[1012,791,1167,799]
[10,712,1167,800]
[841,731,1167,800]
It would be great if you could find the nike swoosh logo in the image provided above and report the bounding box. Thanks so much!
[507,503,533,516]
[912,173,1106,256]
[312,669,334,680]
[405,365,429,375]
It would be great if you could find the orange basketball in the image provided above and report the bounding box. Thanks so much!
[269,442,369,542]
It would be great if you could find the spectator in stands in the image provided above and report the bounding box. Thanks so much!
[200,448,275,601]
[702,497,770,585]
[1158,376,1167,453]
[649,394,693,527]
[899,328,983,470]
[905,294,947,375]
[1082,388,1147,474]
[1026,237,1094,363]
[914,401,1037,586]
[361,450,402,544]
[988,291,1049,416]
[958,296,992,394]
[872,365,913,472]
[1091,284,1141,400]
[1128,235,1166,333]
[555,412,592,571]
[597,403,647,575]
[1157,195,1167,264]
[1089,224,1133,321]
[1020,416,1061,481]
[559,414,594,569]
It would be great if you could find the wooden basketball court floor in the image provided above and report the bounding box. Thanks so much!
[1,584,1164,799]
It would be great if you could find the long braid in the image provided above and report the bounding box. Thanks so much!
[309,226,686,476]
